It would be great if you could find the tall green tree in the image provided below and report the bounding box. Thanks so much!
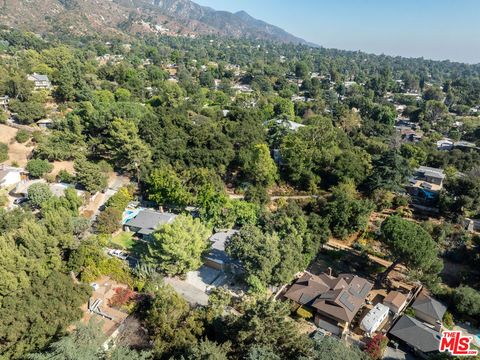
[146,215,211,276]
[377,215,442,286]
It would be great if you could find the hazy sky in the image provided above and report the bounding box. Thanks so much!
[194,0,480,64]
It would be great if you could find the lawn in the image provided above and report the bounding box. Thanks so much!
[110,231,135,250]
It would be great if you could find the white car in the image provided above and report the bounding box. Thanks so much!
[108,249,129,260]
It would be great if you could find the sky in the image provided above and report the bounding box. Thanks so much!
[194,0,480,64]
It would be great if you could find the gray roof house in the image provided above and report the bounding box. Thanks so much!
[204,230,239,271]
[124,209,177,239]
[411,293,447,327]
[389,315,441,357]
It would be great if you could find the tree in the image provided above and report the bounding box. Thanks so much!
[26,159,53,178]
[243,143,278,187]
[364,334,388,360]
[224,300,313,359]
[311,336,367,360]
[100,118,151,174]
[323,182,374,239]
[74,158,108,193]
[0,272,91,359]
[96,207,122,234]
[146,167,192,208]
[181,339,229,360]
[377,215,442,286]
[105,187,133,211]
[27,182,53,207]
[146,215,211,276]
[423,100,448,124]
[226,225,280,287]
[8,99,46,124]
[0,142,8,163]
[15,129,30,143]
[27,320,151,360]
[27,321,105,360]
[145,285,203,356]
[452,286,480,317]
[294,62,310,79]
[366,150,412,193]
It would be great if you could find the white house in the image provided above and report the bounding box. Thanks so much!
[27,73,52,90]
[436,138,454,151]
[360,303,390,336]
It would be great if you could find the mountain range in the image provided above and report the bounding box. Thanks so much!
[0,0,309,44]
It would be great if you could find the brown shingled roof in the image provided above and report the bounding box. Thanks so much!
[284,273,373,323]
[384,291,408,308]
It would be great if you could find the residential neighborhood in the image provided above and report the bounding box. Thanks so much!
[1,2,480,359]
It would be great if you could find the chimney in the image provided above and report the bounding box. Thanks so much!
[434,320,442,332]
[328,267,332,276]
[159,206,164,213]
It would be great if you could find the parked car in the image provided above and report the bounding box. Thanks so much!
[108,249,129,260]
[14,197,28,205]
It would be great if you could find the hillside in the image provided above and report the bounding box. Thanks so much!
[0,0,308,44]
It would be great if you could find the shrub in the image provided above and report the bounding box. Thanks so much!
[15,129,30,143]
[0,142,8,163]
[453,286,480,317]
[57,169,75,184]
[443,311,454,329]
[26,159,53,178]
[0,191,8,207]
[28,183,53,207]
[364,334,388,360]
[96,207,122,234]
[0,110,7,124]
[296,306,313,319]
[109,287,136,308]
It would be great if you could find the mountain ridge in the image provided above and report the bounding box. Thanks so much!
[0,0,310,44]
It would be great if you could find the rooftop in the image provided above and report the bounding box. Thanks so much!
[284,272,373,323]
[124,209,177,235]
[205,230,239,265]
[389,315,441,353]
[383,291,408,308]
[411,292,447,322]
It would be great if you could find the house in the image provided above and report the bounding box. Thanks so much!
[383,291,409,315]
[27,73,52,90]
[123,209,177,240]
[36,118,54,129]
[389,315,441,358]
[437,138,454,151]
[454,140,479,151]
[463,218,480,233]
[0,166,24,189]
[284,272,373,335]
[406,166,445,206]
[203,230,240,272]
[360,303,390,336]
[269,119,306,132]
[0,95,8,108]
[411,293,446,328]
[49,183,85,198]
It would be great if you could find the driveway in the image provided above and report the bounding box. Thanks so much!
[164,266,228,306]
[384,346,417,360]
[164,277,210,306]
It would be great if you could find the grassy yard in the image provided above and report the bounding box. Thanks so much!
[110,231,135,250]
